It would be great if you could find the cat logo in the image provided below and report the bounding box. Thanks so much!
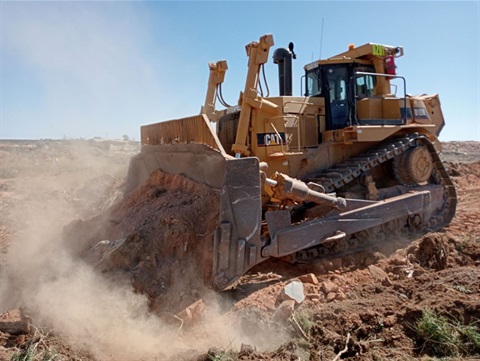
[257,132,286,147]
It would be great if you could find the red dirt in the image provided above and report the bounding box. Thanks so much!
[63,169,220,313]
[0,140,479,360]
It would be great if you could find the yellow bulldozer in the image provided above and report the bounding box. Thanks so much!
[126,34,456,289]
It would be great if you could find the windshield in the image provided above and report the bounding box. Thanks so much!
[326,67,347,102]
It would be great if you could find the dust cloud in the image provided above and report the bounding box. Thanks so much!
[0,140,287,360]
[3,232,181,359]
[0,140,179,359]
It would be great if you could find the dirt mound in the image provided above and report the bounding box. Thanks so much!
[63,169,220,313]
[200,229,480,360]
[447,160,480,177]
[412,233,450,270]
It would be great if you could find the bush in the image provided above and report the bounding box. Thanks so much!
[414,309,480,357]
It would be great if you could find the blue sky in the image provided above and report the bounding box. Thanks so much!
[1,1,479,141]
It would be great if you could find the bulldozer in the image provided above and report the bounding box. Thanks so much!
[126,34,457,290]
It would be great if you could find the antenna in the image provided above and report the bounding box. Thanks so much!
[319,17,325,59]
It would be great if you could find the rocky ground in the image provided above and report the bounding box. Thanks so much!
[0,139,479,361]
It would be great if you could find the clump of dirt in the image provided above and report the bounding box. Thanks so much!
[412,233,450,270]
[63,169,221,313]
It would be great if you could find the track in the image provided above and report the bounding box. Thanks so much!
[295,133,457,262]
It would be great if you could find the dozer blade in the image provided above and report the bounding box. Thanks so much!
[125,114,228,194]
[125,115,266,289]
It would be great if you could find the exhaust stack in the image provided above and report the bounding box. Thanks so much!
[273,42,296,96]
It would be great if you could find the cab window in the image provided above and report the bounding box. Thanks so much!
[326,67,347,102]
[305,67,322,96]
[355,67,376,98]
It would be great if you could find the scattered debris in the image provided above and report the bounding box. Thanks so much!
[320,280,339,295]
[368,264,393,286]
[280,280,305,304]
[297,273,318,285]
[176,299,205,327]
[0,309,31,335]
[415,233,450,270]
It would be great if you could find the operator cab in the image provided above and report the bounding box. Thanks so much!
[305,63,376,130]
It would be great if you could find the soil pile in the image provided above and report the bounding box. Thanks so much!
[63,169,221,313]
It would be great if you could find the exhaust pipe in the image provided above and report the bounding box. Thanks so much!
[273,43,296,96]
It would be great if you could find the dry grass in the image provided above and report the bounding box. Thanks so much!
[414,309,480,357]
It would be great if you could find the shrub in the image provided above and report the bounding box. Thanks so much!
[414,309,480,357]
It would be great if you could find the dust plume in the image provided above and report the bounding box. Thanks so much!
[0,140,288,360]
[0,140,183,359]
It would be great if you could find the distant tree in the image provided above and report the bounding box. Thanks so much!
[122,134,130,141]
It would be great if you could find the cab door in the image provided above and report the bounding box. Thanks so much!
[324,65,349,130]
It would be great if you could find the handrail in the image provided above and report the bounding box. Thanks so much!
[353,72,408,124]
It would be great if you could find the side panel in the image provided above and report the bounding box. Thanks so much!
[415,94,445,136]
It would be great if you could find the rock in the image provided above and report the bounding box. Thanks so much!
[176,299,205,327]
[326,292,337,302]
[298,273,319,285]
[320,280,339,294]
[280,280,305,304]
[368,265,392,286]
[412,268,426,277]
[274,300,296,322]
[0,309,31,335]
[383,315,397,328]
